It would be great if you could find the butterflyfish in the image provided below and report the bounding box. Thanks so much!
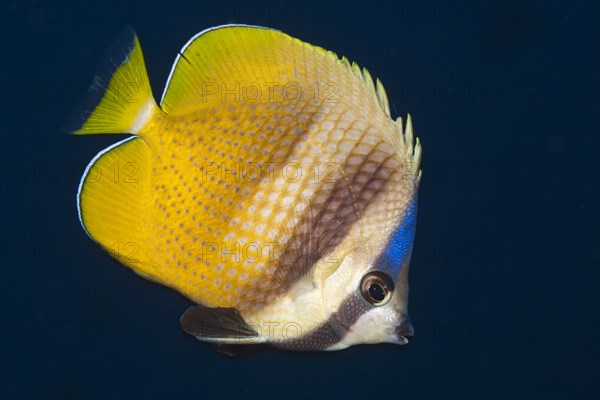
[64,25,422,353]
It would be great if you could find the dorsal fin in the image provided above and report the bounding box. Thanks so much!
[159,24,391,116]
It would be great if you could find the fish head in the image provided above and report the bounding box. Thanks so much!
[270,188,418,351]
[319,196,417,350]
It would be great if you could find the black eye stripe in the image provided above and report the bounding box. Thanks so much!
[272,273,394,350]
[274,293,369,351]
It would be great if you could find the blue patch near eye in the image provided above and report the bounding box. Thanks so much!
[375,196,418,274]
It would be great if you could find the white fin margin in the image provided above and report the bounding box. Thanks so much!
[76,136,138,241]
[159,24,277,107]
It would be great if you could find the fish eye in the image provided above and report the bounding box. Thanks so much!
[360,271,394,306]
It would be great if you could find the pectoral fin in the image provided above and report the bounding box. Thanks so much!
[180,305,265,344]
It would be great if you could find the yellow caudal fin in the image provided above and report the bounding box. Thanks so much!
[63,25,159,135]
[158,25,392,116]
[78,136,159,281]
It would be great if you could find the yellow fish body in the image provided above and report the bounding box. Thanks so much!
[65,25,422,352]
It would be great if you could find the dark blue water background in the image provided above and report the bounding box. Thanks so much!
[1,1,598,399]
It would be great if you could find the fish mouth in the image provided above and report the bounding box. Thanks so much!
[393,316,414,344]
